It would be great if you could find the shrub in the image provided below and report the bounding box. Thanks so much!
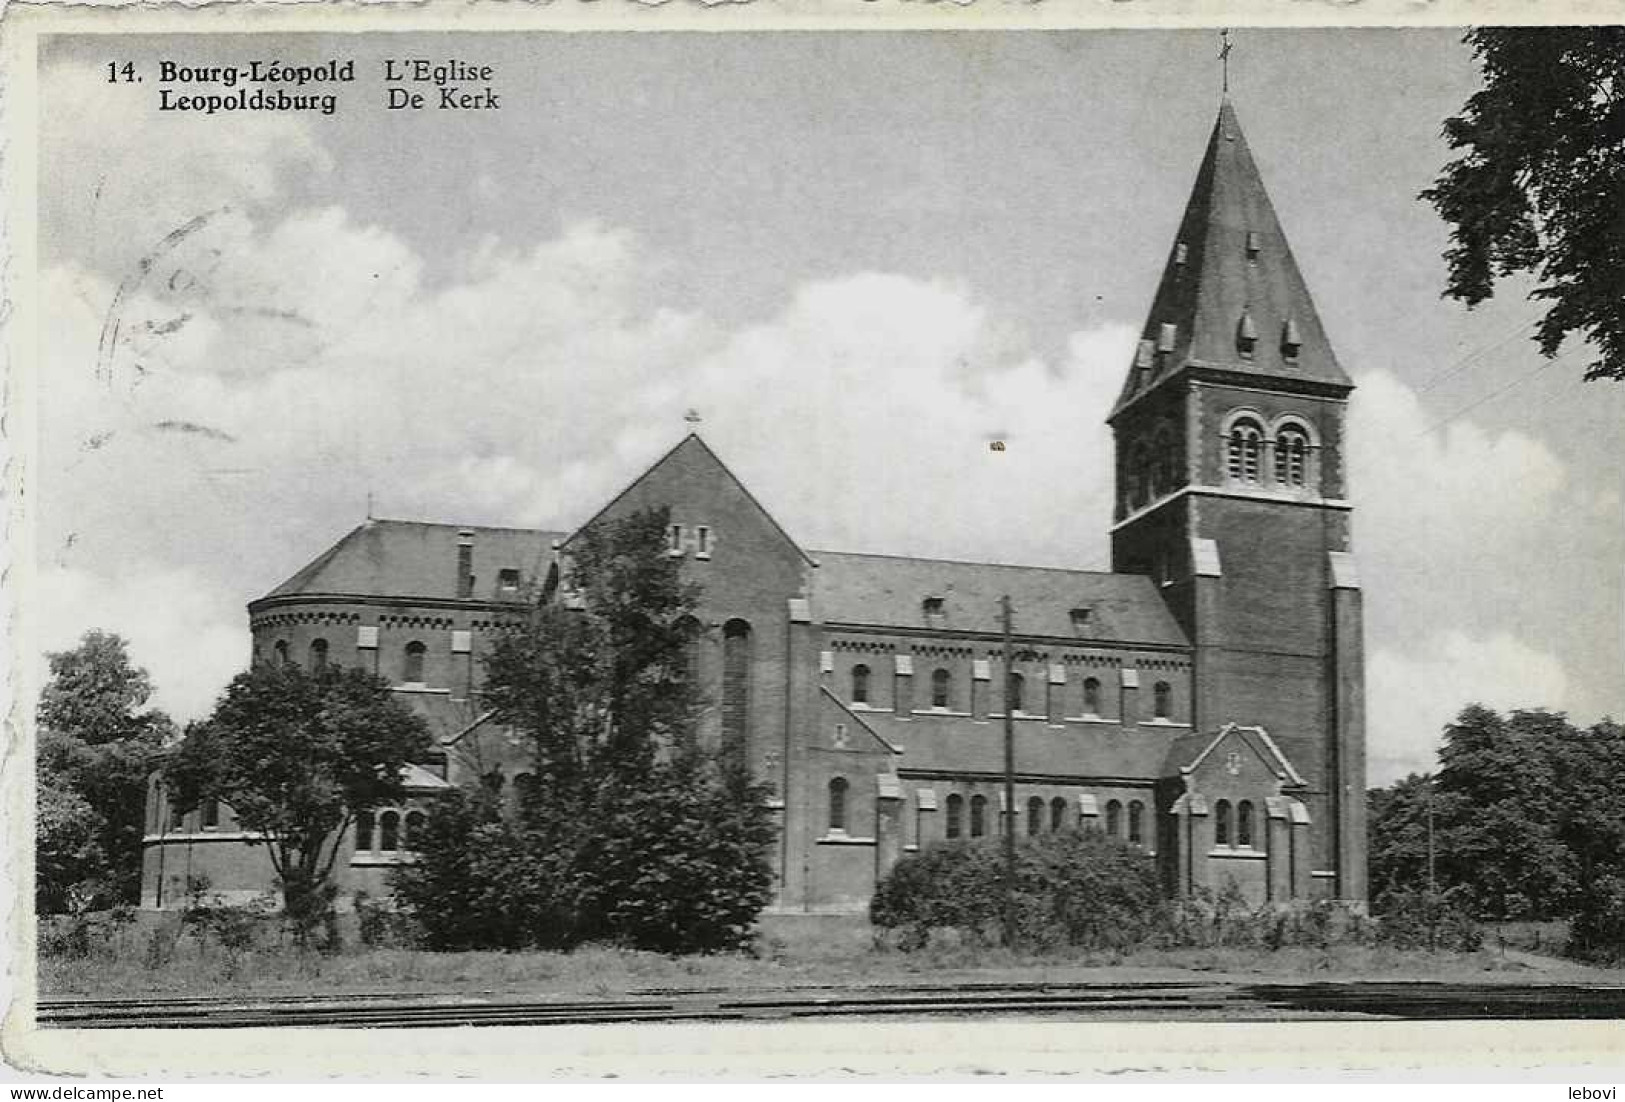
[573,769,776,955]
[38,905,138,961]
[391,789,576,952]
[178,878,279,975]
[394,764,776,955]
[353,891,421,949]
[1373,886,1484,952]
[1567,875,1625,964]
[870,829,1162,951]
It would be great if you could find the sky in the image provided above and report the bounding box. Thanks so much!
[33,27,1625,784]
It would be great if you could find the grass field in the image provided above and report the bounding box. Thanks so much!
[36,910,1609,1001]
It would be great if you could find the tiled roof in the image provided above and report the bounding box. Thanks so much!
[263,519,565,603]
[1114,99,1351,415]
[807,550,1187,647]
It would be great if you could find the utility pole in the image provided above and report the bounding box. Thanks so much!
[1001,594,1017,949]
[1426,775,1437,895]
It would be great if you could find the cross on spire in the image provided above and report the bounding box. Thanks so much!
[1219,28,1233,96]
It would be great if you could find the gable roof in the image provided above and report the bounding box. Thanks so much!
[563,433,815,567]
[1168,721,1308,787]
[1114,99,1351,417]
[807,550,1187,647]
[262,519,564,603]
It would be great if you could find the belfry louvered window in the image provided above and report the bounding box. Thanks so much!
[1227,420,1264,484]
[1276,426,1309,487]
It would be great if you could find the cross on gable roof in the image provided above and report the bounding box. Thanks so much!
[1174,721,1307,788]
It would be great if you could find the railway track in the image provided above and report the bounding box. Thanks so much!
[35,979,1625,1028]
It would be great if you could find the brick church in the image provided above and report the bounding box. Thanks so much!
[142,100,1367,913]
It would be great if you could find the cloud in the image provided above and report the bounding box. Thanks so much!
[623,275,1134,568]
[40,59,330,278]
[1367,631,1570,784]
[1349,368,1565,563]
[39,191,1140,721]
[35,565,247,725]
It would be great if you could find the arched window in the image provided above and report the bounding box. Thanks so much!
[405,810,426,850]
[403,641,426,684]
[946,794,964,839]
[931,668,951,709]
[1153,681,1172,720]
[828,776,849,833]
[673,615,703,691]
[201,798,220,829]
[1051,797,1068,833]
[1237,800,1255,848]
[1027,796,1044,836]
[1215,800,1232,846]
[273,640,289,667]
[722,619,753,753]
[1006,672,1025,714]
[355,811,374,851]
[1083,676,1102,716]
[1128,800,1145,844]
[1276,425,1309,487]
[851,663,871,705]
[308,638,328,671]
[379,810,400,852]
[1226,419,1264,484]
[970,795,987,838]
[169,801,187,831]
[1105,799,1123,837]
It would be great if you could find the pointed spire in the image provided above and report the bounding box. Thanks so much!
[1113,99,1351,416]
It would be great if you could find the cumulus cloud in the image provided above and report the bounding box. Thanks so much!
[40,59,331,278]
[42,155,1144,719]
[1367,631,1570,784]
[586,274,1134,569]
[35,565,247,725]
[1349,369,1565,571]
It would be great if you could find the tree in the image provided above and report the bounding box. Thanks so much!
[481,506,709,799]
[36,776,108,914]
[166,662,431,945]
[1422,27,1625,382]
[1367,772,1443,903]
[1433,705,1576,918]
[36,630,172,909]
[397,506,776,953]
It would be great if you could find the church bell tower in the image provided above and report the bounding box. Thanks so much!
[1109,99,1366,903]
